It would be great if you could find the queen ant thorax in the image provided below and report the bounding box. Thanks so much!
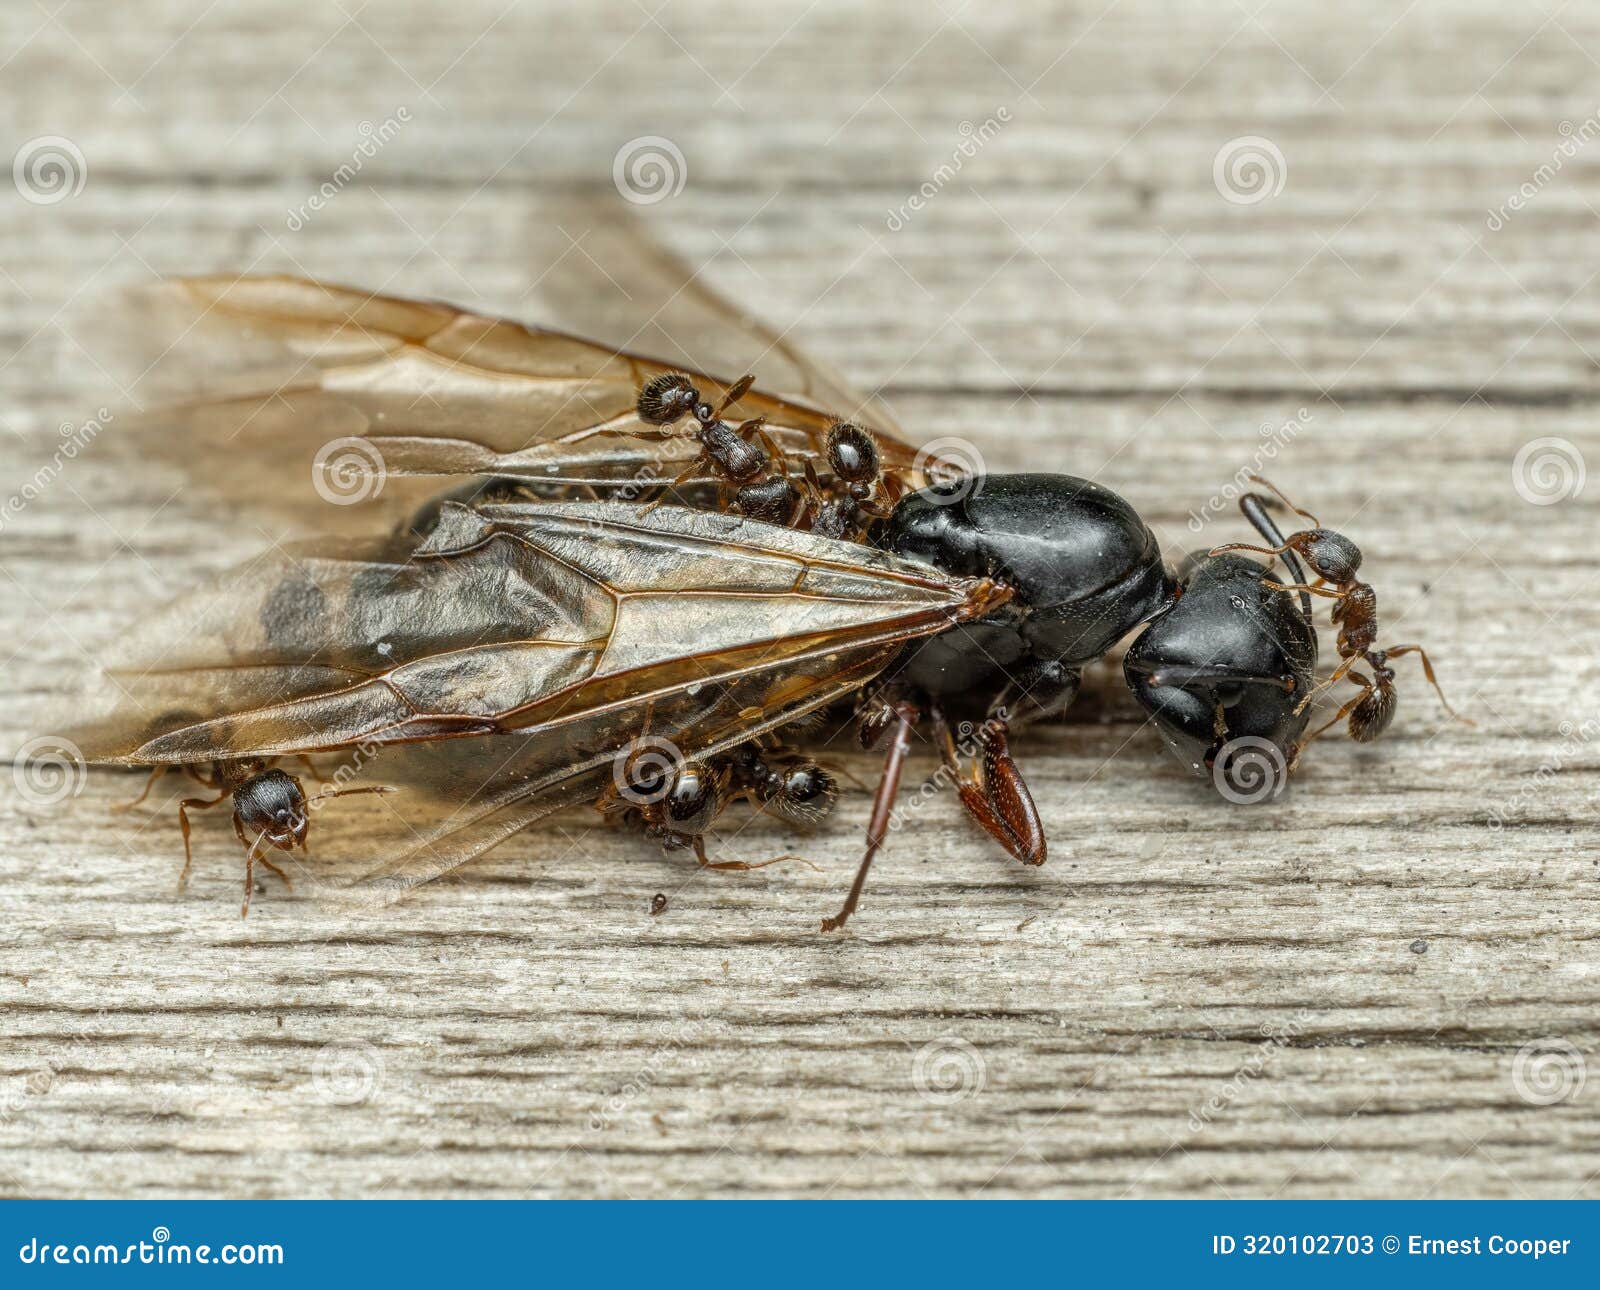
[635,372,893,538]
[1209,474,1470,755]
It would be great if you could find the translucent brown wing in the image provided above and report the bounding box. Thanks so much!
[73,500,1006,766]
[323,638,898,898]
[79,264,927,533]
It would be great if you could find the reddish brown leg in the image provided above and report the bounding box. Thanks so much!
[114,765,168,812]
[1293,651,1361,716]
[822,701,918,932]
[176,794,227,889]
[689,837,809,872]
[1296,672,1376,752]
[238,827,269,918]
[937,715,1046,866]
[304,785,394,807]
[1384,644,1473,724]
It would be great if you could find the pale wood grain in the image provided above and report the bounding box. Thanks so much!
[1,0,1597,1199]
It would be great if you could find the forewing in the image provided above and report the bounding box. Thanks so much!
[78,257,925,530]
[323,639,896,897]
[74,500,1002,765]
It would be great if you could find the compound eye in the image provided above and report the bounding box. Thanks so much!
[664,762,724,834]
[636,373,699,425]
[826,422,879,484]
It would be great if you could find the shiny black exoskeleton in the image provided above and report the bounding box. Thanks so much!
[876,473,1317,779]
[880,473,1175,722]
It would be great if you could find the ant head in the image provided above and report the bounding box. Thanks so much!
[1296,528,1363,584]
[234,768,308,851]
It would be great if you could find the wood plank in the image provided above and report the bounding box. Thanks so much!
[1,0,1596,1199]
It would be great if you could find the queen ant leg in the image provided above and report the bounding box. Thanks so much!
[114,765,169,813]
[822,700,918,932]
[933,710,1046,867]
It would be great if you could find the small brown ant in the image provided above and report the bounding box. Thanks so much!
[636,372,802,523]
[1209,474,1470,755]
[636,373,897,538]
[116,757,390,915]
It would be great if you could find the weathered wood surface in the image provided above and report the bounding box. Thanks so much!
[1,0,1598,1198]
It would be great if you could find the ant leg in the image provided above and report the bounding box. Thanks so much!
[688,836,810,873]
[304,785,395,806]
[1292,652,1360,716]
[1243,473,1321,527]
[935,713,1046,867]
[255,852,294,890]
[238,828,269,918]
[637,453,712,516]
[1262,579,1346,602]
[113,765,168,813]
[822,701,918,932]
[1297,672,1377,752]
[176,794,228,889]
[1383,645,1474,725]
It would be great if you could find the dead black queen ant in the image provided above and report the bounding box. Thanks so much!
[65,276,1468,928]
